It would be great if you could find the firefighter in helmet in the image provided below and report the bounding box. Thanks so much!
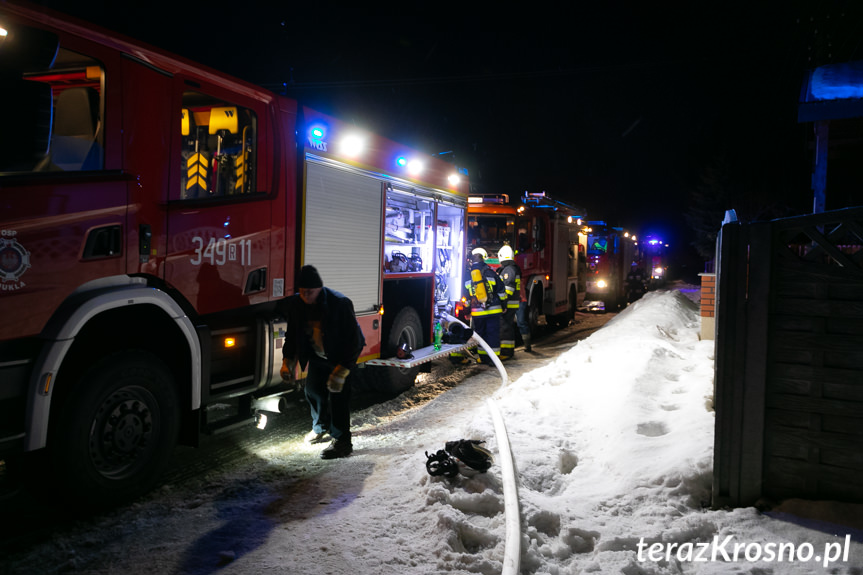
[464,247,505,364]
[497,245,523,359]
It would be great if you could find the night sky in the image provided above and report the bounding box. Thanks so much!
[29,1,863,278]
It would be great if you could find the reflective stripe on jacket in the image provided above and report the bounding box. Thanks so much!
[465,261,504,315]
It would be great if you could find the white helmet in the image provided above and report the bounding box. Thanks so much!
[471,247,488,259]
[498,245,514,261]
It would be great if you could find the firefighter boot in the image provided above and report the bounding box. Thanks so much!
[522,334,532,352]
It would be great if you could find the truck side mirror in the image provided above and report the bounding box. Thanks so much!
[0,79,53,171]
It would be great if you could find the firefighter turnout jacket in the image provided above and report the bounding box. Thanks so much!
[465,261,505,316]
[497,259,522,310]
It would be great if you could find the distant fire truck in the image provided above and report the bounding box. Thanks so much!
[642,235,668,288]
[583,221,638,312]
[0,3,469,505]
[466,191,589,334]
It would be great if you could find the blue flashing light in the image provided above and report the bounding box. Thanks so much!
[810,61,863,101]
[396,156,408,167]
[308,124,329,152]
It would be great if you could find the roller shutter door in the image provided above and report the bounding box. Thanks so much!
[303,161,382,313]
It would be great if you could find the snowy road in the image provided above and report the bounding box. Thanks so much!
[0,312,613,574]
[4,289,861,574]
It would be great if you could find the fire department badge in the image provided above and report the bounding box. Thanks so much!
[0,237,31,284]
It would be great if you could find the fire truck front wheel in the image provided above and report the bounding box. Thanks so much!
[49,350,180,508]
[374,307,422,394]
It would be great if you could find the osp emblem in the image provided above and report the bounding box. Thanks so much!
[0,237,31,287]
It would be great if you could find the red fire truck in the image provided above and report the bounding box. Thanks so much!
[641,234,668,288]
[0,3,469,505]
[583,221,638,312]
[466,191,588,335]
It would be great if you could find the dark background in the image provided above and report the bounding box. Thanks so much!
[28,1,863,281]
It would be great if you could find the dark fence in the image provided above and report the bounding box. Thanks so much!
[712,206,863,508]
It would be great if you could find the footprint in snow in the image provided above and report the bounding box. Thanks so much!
[636,421,669,437]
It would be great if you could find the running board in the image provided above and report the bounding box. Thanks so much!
[364,341,477,369]
[204,415,257,435]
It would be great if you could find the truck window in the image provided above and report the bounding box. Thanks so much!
[517,219,531,253]
[534,217,546,251]
[2,44,105,173]
[385,187,433,273]
[466,214,514,254]
[179,92,257,199]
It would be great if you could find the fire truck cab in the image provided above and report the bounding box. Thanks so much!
[583,222,638,312]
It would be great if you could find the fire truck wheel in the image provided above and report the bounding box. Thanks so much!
[527,296,541,335]
[550,286,577,328]
[375,307,422,394]
[49,350,180,509]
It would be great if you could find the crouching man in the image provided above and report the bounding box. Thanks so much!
[279,265,365,459]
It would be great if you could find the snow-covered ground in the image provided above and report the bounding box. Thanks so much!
[4,287,862,574]
[335,287,863,574]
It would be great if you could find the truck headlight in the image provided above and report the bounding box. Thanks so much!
[597,279,607,288]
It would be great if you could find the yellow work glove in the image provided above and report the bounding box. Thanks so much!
[280,358,296,382]
[327,365,350,393]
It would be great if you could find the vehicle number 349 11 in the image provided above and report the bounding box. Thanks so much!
[190,236,252,266]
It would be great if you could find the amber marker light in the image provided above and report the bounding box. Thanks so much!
[41,373,53,395]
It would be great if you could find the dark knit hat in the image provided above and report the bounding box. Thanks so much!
[298,265,323,288]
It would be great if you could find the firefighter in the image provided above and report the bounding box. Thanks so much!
[626,263,646,303]
[464,247,505,364]
[497,245,522,359]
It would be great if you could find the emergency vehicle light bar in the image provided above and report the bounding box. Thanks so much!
[522,191,586,216]
[468,193,509,204]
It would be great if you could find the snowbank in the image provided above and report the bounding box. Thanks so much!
[389,289,861,574]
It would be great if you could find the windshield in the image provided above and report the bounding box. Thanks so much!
[467,214,514,258]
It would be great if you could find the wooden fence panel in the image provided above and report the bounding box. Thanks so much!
[713,206,863,508]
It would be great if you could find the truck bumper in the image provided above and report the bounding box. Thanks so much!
[582,300,607,312]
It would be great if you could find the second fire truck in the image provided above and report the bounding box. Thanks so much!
[466,191,589,335]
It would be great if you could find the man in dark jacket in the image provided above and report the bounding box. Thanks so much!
[279,265,365,459]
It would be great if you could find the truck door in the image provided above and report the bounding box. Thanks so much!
[550,214,569,313]
[164,85,274,316]
[0,38,130,341]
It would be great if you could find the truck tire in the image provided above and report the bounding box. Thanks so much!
[549,286,577,328]
[527,294,541,336]
[49,350,180,508]
[373,307,422,394]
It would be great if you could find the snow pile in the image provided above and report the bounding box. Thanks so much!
[388,290,861,574]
